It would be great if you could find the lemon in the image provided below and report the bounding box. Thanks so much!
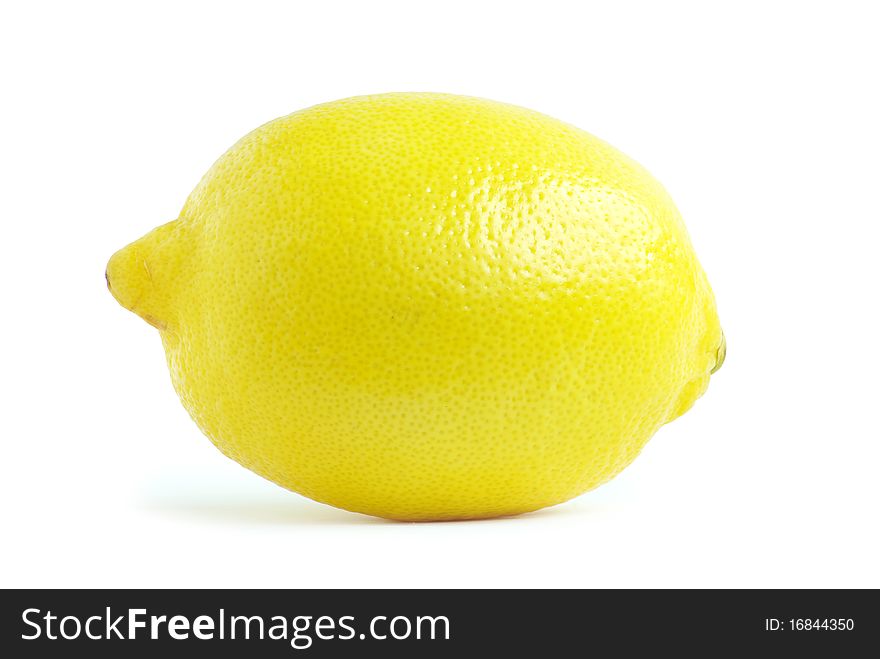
[107,93,723,521]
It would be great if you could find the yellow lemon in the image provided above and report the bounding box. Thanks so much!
[107,93,723,521]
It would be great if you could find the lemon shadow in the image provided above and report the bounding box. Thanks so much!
[136,467,601,527]
[139,495,391,527]
[139,493,598,527]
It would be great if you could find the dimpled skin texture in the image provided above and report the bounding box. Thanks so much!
[107,93,723,521]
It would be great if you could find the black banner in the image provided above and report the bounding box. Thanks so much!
[1,589,875,656]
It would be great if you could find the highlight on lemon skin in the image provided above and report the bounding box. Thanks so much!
[106,92,724,521]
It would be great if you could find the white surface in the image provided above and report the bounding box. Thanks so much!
[1,1,878,588]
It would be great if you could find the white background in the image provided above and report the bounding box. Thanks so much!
[2,1,878,588]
